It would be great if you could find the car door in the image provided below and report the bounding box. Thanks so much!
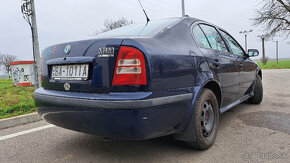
[192,24,240,107]
[219,30,256,97]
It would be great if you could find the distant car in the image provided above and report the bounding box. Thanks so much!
[34,17,263,150]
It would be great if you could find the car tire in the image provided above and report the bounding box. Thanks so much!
[248,75,263,104]
[186,88,219,150]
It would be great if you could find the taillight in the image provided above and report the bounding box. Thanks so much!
[112,46,147,86]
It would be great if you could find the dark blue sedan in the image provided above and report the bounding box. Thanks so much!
[34,17,263,150]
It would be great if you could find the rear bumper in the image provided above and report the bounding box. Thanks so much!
[34,88,193,140]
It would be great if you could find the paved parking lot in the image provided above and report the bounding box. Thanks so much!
[0,69,289,163]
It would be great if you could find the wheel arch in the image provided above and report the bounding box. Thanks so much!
[202,80,222,108]
[173,79,222,142]
[258,70,262,80]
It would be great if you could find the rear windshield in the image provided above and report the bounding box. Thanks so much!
[95,18,179,38]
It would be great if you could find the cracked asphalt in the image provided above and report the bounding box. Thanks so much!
[0,69,289,163]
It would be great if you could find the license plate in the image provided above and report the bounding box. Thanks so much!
[51,64,89,81]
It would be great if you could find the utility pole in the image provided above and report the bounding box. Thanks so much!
[258,35,266,65]
[262,37,265,65]
[181,0,185,17]
[276,41,279,64]
[239,30,253,52]
[21,0,41,88]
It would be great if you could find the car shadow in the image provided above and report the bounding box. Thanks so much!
[52,133,205,162]
[52,103,252,162]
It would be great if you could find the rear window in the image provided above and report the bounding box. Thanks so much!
[95,18,179,38]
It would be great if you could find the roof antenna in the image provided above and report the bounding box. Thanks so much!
[137,0,150,24]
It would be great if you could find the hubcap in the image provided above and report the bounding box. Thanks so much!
[201,101,214,137]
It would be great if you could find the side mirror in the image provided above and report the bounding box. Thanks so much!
[248,49,259,57]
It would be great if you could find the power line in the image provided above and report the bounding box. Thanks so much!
[140,0,179,16]
[122,0,178,18]
[152,0,246,30]
[122,0,167,16]
[186,10,243,30]
[157,0,179,7]
[156,0,186,16]
[157,0,246,30]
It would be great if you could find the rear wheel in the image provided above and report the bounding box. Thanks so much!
[186,89,219,150]
[248,75,263,104]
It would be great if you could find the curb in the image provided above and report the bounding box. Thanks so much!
[0,113,42,130]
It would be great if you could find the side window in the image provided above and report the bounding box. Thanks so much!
[192,26,211,49]
[199,24,228,52]
[220,30,244,56]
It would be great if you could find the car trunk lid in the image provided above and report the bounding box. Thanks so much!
[41,38,124,93]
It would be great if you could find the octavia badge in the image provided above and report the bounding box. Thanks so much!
[64,83,70,91]
[64,45,71,55]
[98,47,114,57]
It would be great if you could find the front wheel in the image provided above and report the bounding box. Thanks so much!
[186,88,219,150]
[248,75,263,104]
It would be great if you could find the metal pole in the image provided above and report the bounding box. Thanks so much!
[276,41,279,64]
[182,0,185,17]
[30,0,41,88]
[239,30,252,52]
[245,34,247,52]
[262,37,265,65]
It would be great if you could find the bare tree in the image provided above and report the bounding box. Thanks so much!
[93,17,133,35]
[253,0,290,40]
[0,53,17,78]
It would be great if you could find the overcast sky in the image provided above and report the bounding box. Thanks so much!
[0,0,289,74]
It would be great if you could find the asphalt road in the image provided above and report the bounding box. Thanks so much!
[0,69,289,163]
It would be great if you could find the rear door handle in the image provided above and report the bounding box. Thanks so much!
[238,63,243,68]
[212,59,220,67]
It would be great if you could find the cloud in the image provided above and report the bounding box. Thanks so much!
[0,0,289,64]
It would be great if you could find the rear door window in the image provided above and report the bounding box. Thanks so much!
[220,30,245,56]
[199,24,228,52]
[192,26,211,49]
